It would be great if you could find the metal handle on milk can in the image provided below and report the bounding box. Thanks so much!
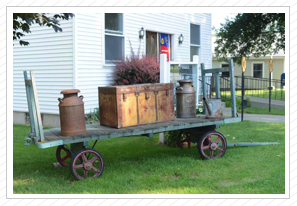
[58,98,64,103]
[176,86,183,91]
[79,95,84,100]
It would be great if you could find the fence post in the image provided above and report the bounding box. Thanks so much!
[160,54,168,83]
[193,55,199,104]
[201,63,206,114]
[229,59,237,117]
[159,54,168,144]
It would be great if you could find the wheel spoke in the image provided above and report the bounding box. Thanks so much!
[187,141,191,149]
[81,153,88,162]
[91,166,99,173]
[207,136,212,144]
[214,137,221,144]
[74,164,84,169]
[217,147,224,152]
[61,154,71,161]
[90,156,98,163]
[83,169,88,179]
[210,150,213,158]
[202,145,210,150]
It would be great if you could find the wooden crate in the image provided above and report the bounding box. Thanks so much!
[98,83,175,128]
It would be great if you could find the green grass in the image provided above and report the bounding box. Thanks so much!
[13,122,285,194]
[221,95,285,115]
[238,106,285,116]
[220,89,285,101]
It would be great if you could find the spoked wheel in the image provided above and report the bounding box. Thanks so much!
[177,130,198,149]
[70,148,104,180]
[198,131,227,159]
[56,145,72,166]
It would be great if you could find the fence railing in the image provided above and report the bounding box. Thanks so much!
[218,75,285,101]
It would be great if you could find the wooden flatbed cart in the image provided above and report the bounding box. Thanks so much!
[23,60,240,180]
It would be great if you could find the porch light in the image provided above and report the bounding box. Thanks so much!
[179,34,183,44]
[139,27,144,39]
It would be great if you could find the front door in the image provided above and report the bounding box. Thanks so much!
[146,31,157,57]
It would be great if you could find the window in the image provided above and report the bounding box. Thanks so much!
[105,13,124,63]
[221,64,229,77]
[190,24,200,61]
[253,63,263,78]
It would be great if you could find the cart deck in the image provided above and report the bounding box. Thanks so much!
[38,116,240,149]
[23,59,240,180]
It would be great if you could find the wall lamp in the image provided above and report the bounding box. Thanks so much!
[178,34,184,44]
[139,27,144,39]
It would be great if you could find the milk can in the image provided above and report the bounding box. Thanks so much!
[58,89,86,136]
[176,80,196,118]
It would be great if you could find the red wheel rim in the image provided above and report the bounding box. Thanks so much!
[200,132,226,159]
[177,131,198,149]
[57,145,72,166]
[72,149,104,180]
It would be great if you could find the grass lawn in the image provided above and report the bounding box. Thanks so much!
[13,121,285,194]
[238,107,285,116]
[220,89,285,101]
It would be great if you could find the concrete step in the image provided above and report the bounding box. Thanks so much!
[221,101,226,109]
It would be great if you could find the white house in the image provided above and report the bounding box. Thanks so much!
[13,13,212,127]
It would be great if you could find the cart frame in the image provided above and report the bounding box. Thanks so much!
[23,59,240,180]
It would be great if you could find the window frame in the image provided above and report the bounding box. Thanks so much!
[103,13,125,66]
[251,61,265,78]
[190,23,201,62]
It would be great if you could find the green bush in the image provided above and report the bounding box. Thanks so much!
[221,96,251,108]
[85,108,100,124]
[165,130,179,147]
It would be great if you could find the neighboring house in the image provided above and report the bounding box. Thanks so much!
[212,35,285,81]
[13,13,212,127]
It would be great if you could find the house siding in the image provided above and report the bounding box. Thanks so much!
[13,16,74,114]
[75,13,104,113]
[13,13,212,116]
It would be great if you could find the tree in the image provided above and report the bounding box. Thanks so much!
[214,13,285,65]
[13,13,74,46]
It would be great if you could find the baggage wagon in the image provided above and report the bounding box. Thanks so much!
[23,60,240,180]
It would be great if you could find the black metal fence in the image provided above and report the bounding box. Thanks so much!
[217,75,285,101]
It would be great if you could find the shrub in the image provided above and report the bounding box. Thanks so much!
[165,130,179,147]
[221,96,251,108]
[111,41,160,85]
[85,108,100,124]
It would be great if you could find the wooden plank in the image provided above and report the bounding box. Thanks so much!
[43,117,238,144]
[23,71,36,136]
[30,71,44,142]
[43,130,61,142]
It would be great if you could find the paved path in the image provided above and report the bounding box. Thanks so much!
[242,96,285,109]
[239,113,285,123]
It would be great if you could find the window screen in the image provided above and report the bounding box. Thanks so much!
[253,64,263,78]
[190,24,200,45]
[105,35,124,61]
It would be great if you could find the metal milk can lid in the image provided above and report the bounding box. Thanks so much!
[60,89,81,94]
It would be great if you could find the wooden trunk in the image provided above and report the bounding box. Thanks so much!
[98,83,175,128]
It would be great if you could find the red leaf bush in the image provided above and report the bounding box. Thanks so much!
[112,43,160,85]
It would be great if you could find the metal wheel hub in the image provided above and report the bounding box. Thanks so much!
[210,143,218,150]
[84,162,92,170]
